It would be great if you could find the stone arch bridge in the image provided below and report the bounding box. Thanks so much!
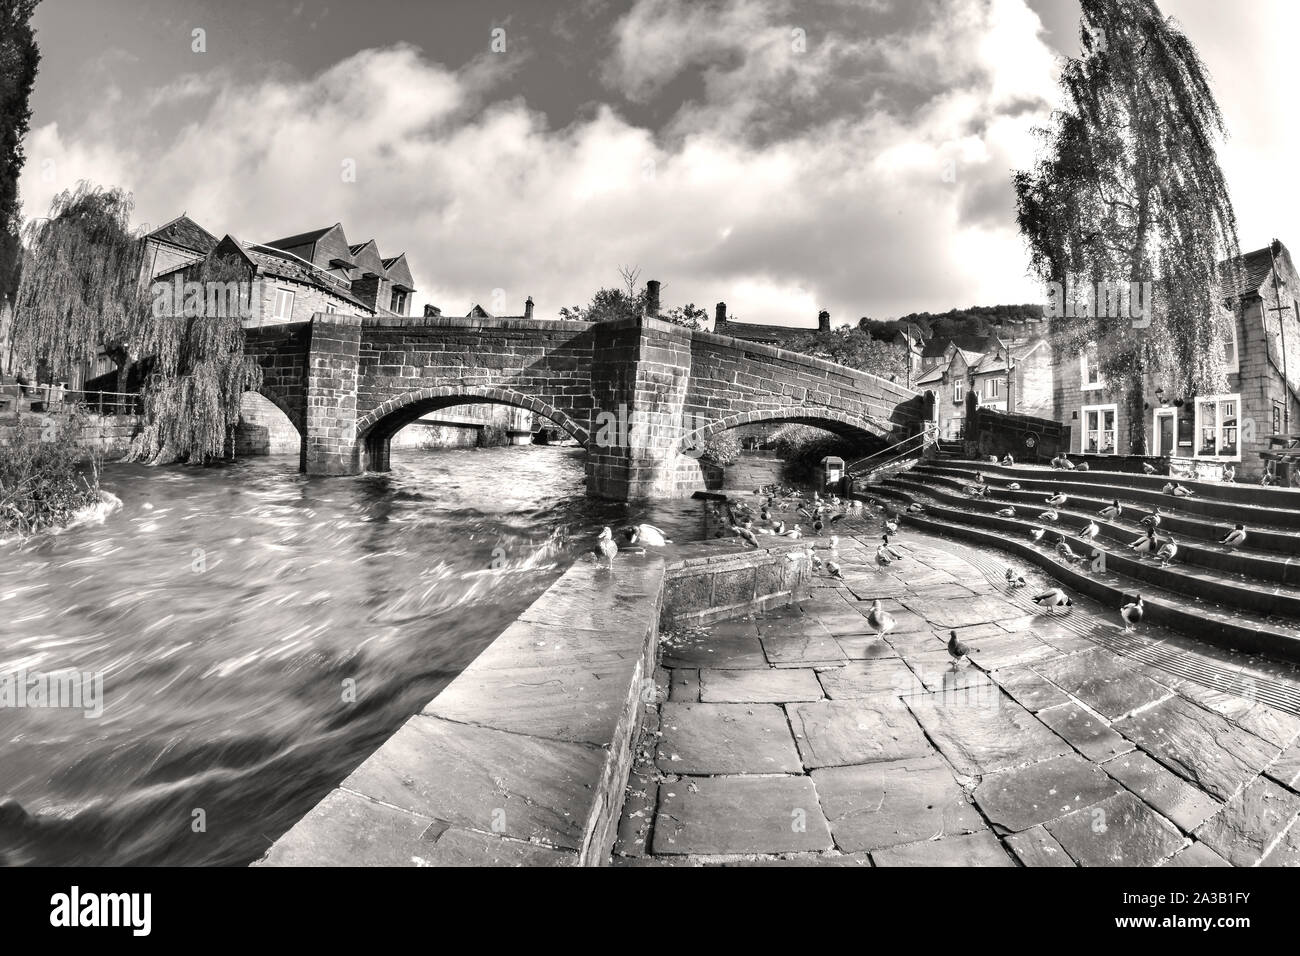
[244,312,928,499]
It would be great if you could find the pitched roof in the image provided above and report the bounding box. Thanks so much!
[264,224,339,251]
[915,362,949,385]
[467,304,493,317]
[1219,244,1278,301]
[144,214,219,255]
[382,252,415,291]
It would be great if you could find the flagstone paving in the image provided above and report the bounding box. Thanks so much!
[613,528,1300,866]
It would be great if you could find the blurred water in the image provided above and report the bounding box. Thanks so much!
[0,444,710,866]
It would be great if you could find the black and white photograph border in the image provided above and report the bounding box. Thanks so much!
[0,0,1296,910]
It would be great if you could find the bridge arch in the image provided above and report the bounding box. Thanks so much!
[253,384,303,435]
[356,385,590,472]
[679,406,892,455]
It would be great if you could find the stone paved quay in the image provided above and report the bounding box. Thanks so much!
[613,529,1300,866]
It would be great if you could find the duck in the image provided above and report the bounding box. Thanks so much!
[735,525,760,548]
[1155,537,1178,566]
[1076,461,1090,472]
[595,527,619,561]
[1142,461,1158,475]
[1046,492,1068,507]
[1220,524,1247,550]
[1098,499,1122,520]
[1056,540,1080,562]
[967,485,987,498]
[1005,567,1027,587]
[1139,512,1162,529]
[1033,588,1073,613]
[624,524,672,547]
[772,520,786,535]
[826,560,843,579]
[1221,464,1236,483]
[907,503,925,514]
[1007,482,1022,491]
[947,630,975,666]
[974,472,986,485]
[1082,520,1100,539]
[1166,483,1195,497]
[996,507,1016,518]
[1001,454,1015,466]
[812,518,825,534]
[828,535,839,550]
[1038,509,1060,523]
[867,600,896,638]
[884,518,899,535]
[1129,528,1158,553]
[1030,527,1046,542]
[1120,594,1144,632]
[760,507,771,522]
[830,513,845,524]
[778,527,803,539]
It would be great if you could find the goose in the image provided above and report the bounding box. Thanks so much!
[1098,499,1122,520]
[1120,594,1144,632]
[1082,520,1100,539]
[1220,524,1247,550]
[1056,540,1080,562]
[1089,549,1106,573]
[1030,527,1046,542]
[1005,567,1027,587]
[1007,482,1022,491]
[735,526,760,548]
[1033,588,1073,613]
[867,600,896,638]
[947,630,975,666]
[1129,528,1158,553]
[1142,461,1158,475]
[595,527,619,561]
[1038,509,1060,523]
[1046,492,1068,507]
[1156,537,1178,566]
[996,507,1017,518]
[624,524,672,547]
[826,560,843,579]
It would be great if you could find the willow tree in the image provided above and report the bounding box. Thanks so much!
[13,181,261,464]
[10,183,150,389]
[0,0,40,307]
[1014,0,1239,453]
[124,252,262,464]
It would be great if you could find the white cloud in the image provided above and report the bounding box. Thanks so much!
[19,0,1057,324]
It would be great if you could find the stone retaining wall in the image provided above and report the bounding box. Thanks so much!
[257,536,813,867]
[0,412,140,458]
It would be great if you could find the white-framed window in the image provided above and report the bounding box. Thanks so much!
[272,288,295,321]
[1080,344,1104,391]
[953,381,964,404]
[986,377,1001,399]
[1081,403,1117,455]
[1194,393,1240,460]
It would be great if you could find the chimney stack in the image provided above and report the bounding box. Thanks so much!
[646,279,660,318]
[715,302,727,327]
[423,304,442,317]
[524,295,534,320]
[818,310,830,332]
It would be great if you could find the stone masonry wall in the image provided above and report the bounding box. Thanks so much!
[302,315,363,474]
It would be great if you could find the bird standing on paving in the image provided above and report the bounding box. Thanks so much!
[867,599,896,638]
[1120,594,1144,632]
[595,527,619,561]
[1033,588,1073,613]
[947,630,975,666]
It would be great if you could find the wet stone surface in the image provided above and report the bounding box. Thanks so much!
[613,529,1300,866]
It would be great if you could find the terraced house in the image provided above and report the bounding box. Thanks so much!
[1050,241,1300,480]
[916,330,1053,441]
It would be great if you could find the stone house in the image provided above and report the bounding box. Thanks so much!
[917,335,1051,440]
[1049,240,1300,479]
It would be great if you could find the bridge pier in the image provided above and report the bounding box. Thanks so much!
[302,315,364,476]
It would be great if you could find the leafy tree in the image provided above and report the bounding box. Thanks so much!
[783,326,907,382]
[1014,0,1239,452]
[559,266,707,329]
[0,0,39,310]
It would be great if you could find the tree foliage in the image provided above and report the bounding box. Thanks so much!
[559,265,707,329]
[1013,0,1239,448]
[783,326,908,382]
[0,0,39,305]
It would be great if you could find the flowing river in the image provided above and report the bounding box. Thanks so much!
[0,444,715,866]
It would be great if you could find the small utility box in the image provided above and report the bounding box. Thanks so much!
[819,455,845,490]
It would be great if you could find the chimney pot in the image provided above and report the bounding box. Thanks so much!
[715,302,727,324]
[423,304,442,317]
[818,310,830,332]
[524,296,534,320]
[646,280,660,317]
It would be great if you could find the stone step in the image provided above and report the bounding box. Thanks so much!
[862,484,1300,663]
[915,462,1300,536]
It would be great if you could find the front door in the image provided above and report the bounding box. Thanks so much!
[1154,409,1175,457]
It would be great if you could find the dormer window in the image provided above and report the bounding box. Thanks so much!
[390,289,408,314]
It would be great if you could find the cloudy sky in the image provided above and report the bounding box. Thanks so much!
[18,0,1296,326]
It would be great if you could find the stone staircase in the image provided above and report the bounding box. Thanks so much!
[865,458,1300,663]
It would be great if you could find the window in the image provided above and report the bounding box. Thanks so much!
[986,377,1001,399]
[1275,400,1284,436]
[325,303,337,314]
[1223,317,1239,372]
[953,382,964,404]
[1080,345,1104,390]
[272,288,295,321]
[1194,394,1240,460]
[1081,403,1117,455]
[390,290,408,314]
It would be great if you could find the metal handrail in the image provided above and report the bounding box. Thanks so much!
[0,382,142,416]
[846,424,938,476]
